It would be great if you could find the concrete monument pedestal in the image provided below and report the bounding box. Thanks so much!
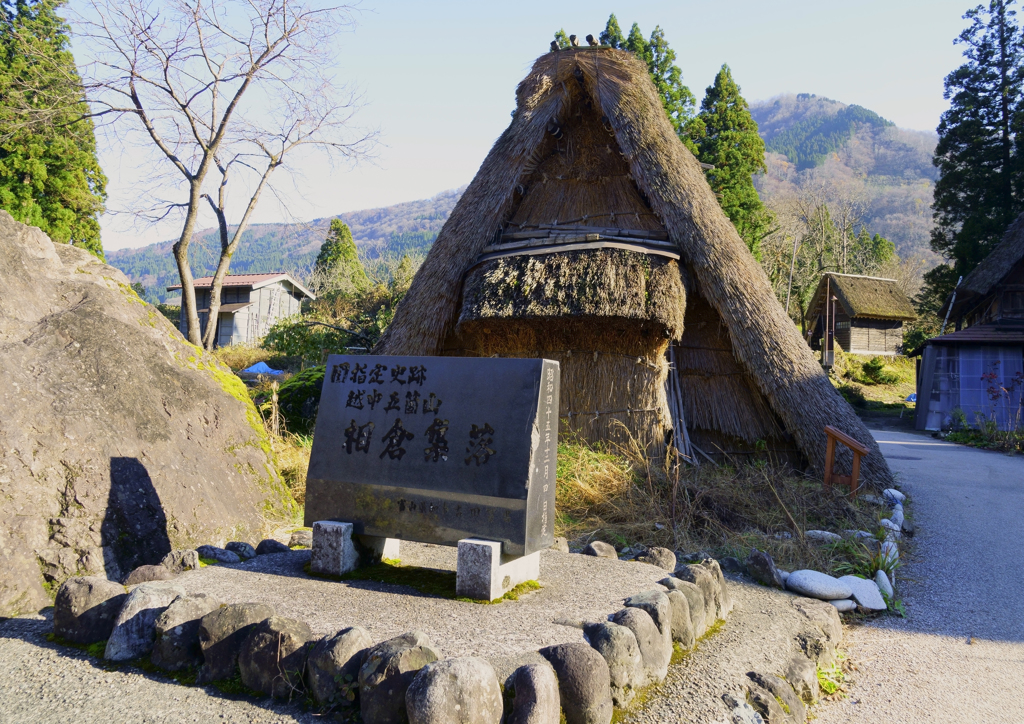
[456,538,540,601]
[310,521,401,576]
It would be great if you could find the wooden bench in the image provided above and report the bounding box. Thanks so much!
[823,425,871,498]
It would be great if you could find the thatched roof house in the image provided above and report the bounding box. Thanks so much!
[806,273,917,357]
[377,47,893,485]
[914,212,1024,431]
[940,211,1024,328]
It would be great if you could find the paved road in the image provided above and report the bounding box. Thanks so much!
[817,429,1024,724]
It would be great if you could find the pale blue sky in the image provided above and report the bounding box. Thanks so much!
[93,0,971,250]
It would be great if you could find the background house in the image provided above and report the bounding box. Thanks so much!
[806,273,917,358]
[913,214,1024,431]
[167,272,314,347]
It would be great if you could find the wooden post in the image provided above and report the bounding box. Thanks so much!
[823,425,870,498]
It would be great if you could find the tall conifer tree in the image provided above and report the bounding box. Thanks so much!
[926,0,1024,307]
[599,14,624,48]
[0,0,106,257]
[314,219,368,294]
[691,64,772,257]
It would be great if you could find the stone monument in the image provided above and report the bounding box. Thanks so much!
[305,355,559,600]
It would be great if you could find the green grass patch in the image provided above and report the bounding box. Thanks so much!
[46,633,108,658]
[198,557,217,567]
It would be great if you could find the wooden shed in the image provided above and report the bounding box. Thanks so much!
[807,273,917,358]
[167,272,314,347]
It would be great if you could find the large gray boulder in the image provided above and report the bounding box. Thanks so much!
[53,576,127,644]
[675,564,722,623]
[359,631,439,724]
[197,545,241,565]
[611,607,670,683]
[225,542,257,560]
[583,621,644,706]
[123,565,176,586]
[582,541,617,559]
[406,657,503,724]
[745,549,784,589]
[785,654,820,704]
[624,590,673,639]
[238,616,313,698]
[660,577,706,638]
[508,662,560,724]
[539,643,612,724]
[786,570,853,601]
[748,671,805,724]
[665,590,695,648]
[151,593,221,671]
[0,212,295,616]
[160,550,200,574]
[838,575,887,611]
[307,626,373,706]
[701,558,732,616]
[104,582,186,661]
[792,598,843,667]
[635,547,676,571]
[197,602,276,683]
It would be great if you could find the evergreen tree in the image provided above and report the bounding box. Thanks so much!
[313,219,368,294]
[926,0,1024,309]
[646,25,697,144]
[599,14,624,48]
[691,64,772,257]
[554,28,570,50]
[0,0,106,258]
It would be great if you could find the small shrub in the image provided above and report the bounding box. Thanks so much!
[838,383,867,408]
[861,357,900,385]
[277,365,325,435]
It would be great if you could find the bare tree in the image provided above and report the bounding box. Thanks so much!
[74,0,375,347]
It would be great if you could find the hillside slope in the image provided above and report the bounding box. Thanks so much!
[751,94,938,262]
[108,188,461,302]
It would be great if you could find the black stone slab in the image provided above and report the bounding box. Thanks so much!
[304,355,559,556]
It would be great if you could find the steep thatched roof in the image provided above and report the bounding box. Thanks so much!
[809,273,917,321]
[944,211,1024,319]
[376,47,893,486]
[963,212,1024,296]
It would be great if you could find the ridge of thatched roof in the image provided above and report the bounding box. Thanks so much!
[376,47,893,485]
[810,273,917,321]
[941,211,1024,319]
[964,212,1024,295]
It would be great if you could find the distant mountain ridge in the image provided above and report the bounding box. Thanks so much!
[110,94,940,302]
[108,188,462,303]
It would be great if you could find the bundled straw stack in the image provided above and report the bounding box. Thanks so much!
[377,47,894,487]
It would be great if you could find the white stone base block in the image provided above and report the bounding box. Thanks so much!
[355,535,401,563]
[456,538,540,601]
[311,522,401,576]
[311,521,361,576]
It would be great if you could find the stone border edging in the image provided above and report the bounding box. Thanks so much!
[48,543,737,724]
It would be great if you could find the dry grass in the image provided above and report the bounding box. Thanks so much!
[212,345,302,373]
[272,432,312,505]
[555,436,882,575]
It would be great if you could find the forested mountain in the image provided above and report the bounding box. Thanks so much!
[111,93,939,303]
[751,94,938,262]
[108,188,461,302]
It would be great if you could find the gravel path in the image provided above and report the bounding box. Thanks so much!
[815,429,1024,724]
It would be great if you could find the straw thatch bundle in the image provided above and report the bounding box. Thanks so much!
[377,47,894,486]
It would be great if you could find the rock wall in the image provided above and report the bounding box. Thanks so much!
[0,213,296,616]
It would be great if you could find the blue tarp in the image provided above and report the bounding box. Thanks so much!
[905,393,917,403]
[242,361,283,375]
